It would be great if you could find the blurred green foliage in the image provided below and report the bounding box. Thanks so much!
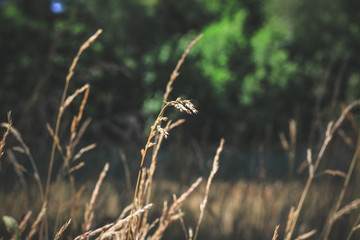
[1,0,360,147]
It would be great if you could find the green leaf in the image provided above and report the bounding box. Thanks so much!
[2,216,18,234]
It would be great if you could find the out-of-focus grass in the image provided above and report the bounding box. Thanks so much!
[0,178,357,239]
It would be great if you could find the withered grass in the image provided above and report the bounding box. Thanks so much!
[2,27,360,240]
[0,29,227,240]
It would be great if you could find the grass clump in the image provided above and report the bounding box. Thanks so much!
[0,29,224,240]
[2,28,360,240]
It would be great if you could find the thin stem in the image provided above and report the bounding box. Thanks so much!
[323,131,360,240]
[41,29,102,240]
[284,100,360,240]
[127,104,168,239]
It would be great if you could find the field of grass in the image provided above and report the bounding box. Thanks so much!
[1,29,360,240]
[1,176,359,239]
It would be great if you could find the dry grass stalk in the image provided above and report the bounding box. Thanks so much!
[138,168,147,209]
[1,123,44,200]
[151,177,202,240]
[119,148,132,192]
[340,103,359,133]
[296,160,308,174]
[169,119,186,129]
[171,178,201,210]
[0,111,12,159]
[47,84,92,233]
[272,225,280,240]
[73,143,96,161]
[279,132,289,152]
[279,119,297,177]
[54,219,71,240]
[46,53,93,237]
[316,169,346,178]
[306,149,314,178]
[66,29,103,85]
[119,204,134,221]
[135,37,204,234]
[19,211,32,230]
[331,198,360,240]
[331,100,360,135]
[83,162,109,232]
[46,123,64,158]
[347,211,360,240]
[64,84,90,164]
[352,224,360,232]
[138,219,159,240]
[26,202,47,240]
[133,38,203,230]
[74,223,114,240]
[140,121,173,231]
[101,204,153,239]
[331,199,360,223]
[337,128,354,147]
[130,34,202,238]
[289,119,297,175]
[172,194,188,240]
[322,129,360,240]
[7,149,27,187]
[193,138,225,240]
[163,33,203,102]
[68,162,85,174]
[129,99,198,239]
[284,99,360,240]
[45,29,102,210]
[72,118,92,150]
[294,229,316,240]
[166,98,198,115]
[188,228,193,240]
[135,167,148,235]
[285,207,295,234]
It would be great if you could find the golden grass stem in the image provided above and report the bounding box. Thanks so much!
[193,138,224,240]
[323,131,360,239]
[284,99,360,240]
[83,162,109,232]
[43,29,102,240]
[128,104,168,239]
[1,123,45,200]
[126,33,202,239]
[45,29,102,202]
[151,178,203,240]
[163,34,203,103]
[272,225,280,240]
[54,219,71,240]
[75,223,114,240]
[119,148,132,192]
[140,121,172,231]
[7,149,27,187]
[347,208,360,240]
[0,112,12,159]
[26,202,47,240]
[295,229,316,240]
[172,194,188,240]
